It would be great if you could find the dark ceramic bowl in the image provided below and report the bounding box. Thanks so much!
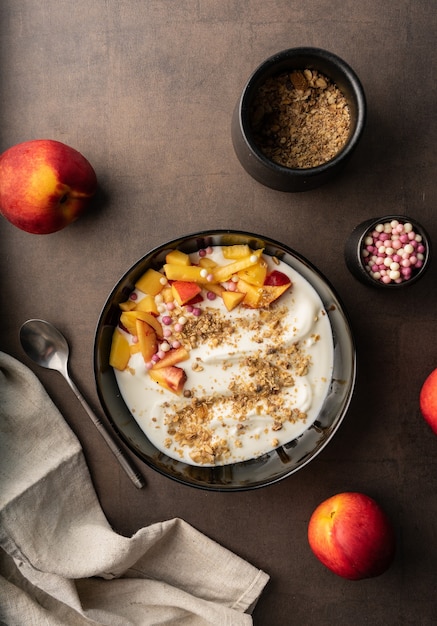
[231,47,366,192]
[94,230,356,491]
[345,215,431,288]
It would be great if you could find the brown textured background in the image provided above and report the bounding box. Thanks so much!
[1,1,436,623]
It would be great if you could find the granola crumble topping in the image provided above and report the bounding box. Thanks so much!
[177,308,236,350]
[250,69,351,169]
[161,303,311,465]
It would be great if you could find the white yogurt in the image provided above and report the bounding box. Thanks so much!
[114,247,334,466]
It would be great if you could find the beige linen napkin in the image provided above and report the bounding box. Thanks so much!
[0,351,269,625]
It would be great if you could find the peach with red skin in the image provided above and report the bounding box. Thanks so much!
[149,365,187,394]
[0,139,97,234]
[171,280,202,306]
[151,345,189,370]
[419,368,437,435]
[264,270,290,286]
[308,492,395,580]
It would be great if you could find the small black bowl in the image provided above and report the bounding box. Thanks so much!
[231,47,366,192]
[344,215,431,288]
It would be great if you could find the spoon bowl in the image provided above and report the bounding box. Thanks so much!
[20,319,70,375]
[19,319,144,489]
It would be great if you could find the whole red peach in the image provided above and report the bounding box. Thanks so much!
[419,368,437,435]
[0,139,97,234]
[308,492,395,580]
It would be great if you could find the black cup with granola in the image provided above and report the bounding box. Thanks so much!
[231,47,366,191]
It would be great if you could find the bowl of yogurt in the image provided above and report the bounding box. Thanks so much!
[94,230,356,491]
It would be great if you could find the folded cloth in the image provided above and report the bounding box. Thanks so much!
[0,352,269,625]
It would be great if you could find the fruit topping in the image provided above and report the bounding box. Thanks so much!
[110,244,293,393]
[171,281,202,306]
[136,319,158,362]
[149,365,187,394]
[109,329,130,371]
[135,268,166,296]
[264,270,291,286]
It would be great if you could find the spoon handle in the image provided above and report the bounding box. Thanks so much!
[64,373,145,489]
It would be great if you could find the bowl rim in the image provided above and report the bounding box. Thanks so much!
[345,215,431,288]
[94,229,356,491]
[238,46,367,178]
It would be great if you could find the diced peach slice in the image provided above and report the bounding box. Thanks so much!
[165,249,191,266]
[256,271,292,306]
[136,319,158,362]
[164,264,216,283]
[149,365,187,394]
[134,294,159,315]
[109,329,131,371]
[171,281,202,306]
[212,249,263,283]
[222,290,245,311]
[119,299,137,312]
[120,310,163,338]
[198,257,217,269]
[135,268,165,296]
[258,283,291,307]
[237,279,263,308]
[152,345,190,369]
[237,279,291,308]
[120,311,139,335]
[222,244,251,259]
[264,270,291,286]
[135,311,163,338]
[237,259,268,286]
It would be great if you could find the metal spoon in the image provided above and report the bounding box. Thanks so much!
[19,318,145,489]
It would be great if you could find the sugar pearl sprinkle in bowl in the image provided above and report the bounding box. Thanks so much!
[345,216,431,288]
